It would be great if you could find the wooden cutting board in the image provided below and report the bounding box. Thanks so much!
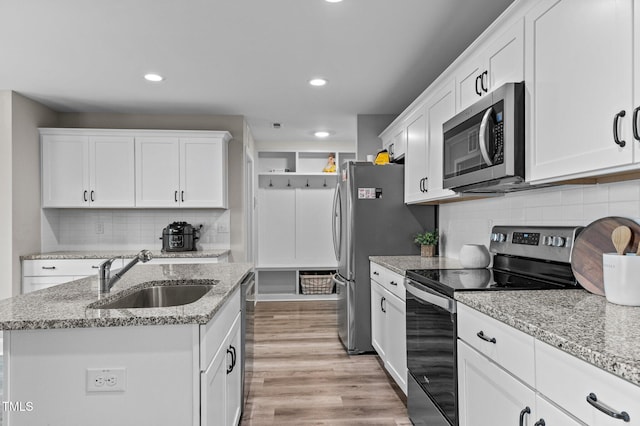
[572,216,640,296]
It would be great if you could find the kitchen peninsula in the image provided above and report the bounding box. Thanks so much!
[0,262,252,426]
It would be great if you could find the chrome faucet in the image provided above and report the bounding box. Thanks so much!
[99,250,153,294]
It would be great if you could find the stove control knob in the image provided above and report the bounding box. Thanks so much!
[551,236,566,247]
[542,235,552,246]
[491,232,506,242]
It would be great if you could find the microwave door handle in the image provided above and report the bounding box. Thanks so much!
[479,106,494,166]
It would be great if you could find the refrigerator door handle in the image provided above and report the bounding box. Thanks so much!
[331,183,342,262]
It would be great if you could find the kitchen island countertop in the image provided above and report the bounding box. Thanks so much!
[20,249,229,260]
[0,262,252,330]
[369,255,462,275]
[456,290,640,387]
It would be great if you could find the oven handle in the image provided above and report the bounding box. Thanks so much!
[479,106,495,166]
[406,280,456,314]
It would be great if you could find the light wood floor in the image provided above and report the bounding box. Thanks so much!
[241,300,412,425]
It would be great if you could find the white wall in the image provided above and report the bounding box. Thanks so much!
[0,92,11,299]
[41,208,229,252]
[439,180,640,259]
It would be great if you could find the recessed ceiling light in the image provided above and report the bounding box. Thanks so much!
[144,73,164,82]
[314,131,331,138]
[325,0,343,3]
[309,78,328,87]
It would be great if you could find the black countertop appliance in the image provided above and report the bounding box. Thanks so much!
[160,221,201,252]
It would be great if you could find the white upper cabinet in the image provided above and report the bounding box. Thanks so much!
[404,107,428,203]
[41,128,230,209]
[41,131,134,208]
[526,0,635,182]
[136,135,229,208]
[456,19,524,111]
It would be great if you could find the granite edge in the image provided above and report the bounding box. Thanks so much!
[21,249,230,260]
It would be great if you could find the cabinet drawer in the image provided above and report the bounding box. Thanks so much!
[457,304,534,386]
[22,259,119,277]
[370,262,405,301]
[536,339,640,425]
[22,276,78,294]
[200,288,241,371]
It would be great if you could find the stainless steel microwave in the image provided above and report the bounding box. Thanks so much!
[442,82,525,193]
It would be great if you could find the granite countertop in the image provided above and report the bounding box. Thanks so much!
[456,290,640,387]
[20,249,230,260]
[369,255,462,275]
[0,262,252,330]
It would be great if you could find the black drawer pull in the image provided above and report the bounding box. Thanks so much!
[92,265,100,269]
[534,420,545,426]
[586,393,630,422]
[476,330,496,344]
[389,281,398,286]
[519,407,530,426]
[613,110,626,147]
[373,271,379,276]
[41,266,56,270]
[381,296,386,313]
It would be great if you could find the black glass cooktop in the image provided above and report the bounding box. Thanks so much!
[406,268,577,298]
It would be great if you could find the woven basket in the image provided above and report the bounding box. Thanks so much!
[300,274,334,294]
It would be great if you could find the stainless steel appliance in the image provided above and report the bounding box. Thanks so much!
[405,225,583,426]
[331,162,437,354]
[240,271,255,412]
[160,221,201,252]
[442,82,525,193]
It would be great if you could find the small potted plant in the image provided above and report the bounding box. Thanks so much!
[414,229,439,257]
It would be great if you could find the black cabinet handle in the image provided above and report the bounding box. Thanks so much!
[226,347,234,374]
[90,190,95,202]
[586,393,630,422]
[476,330,497,344]
[613,110,626,147]
[390,281,398,286]
[181,190,184,203]
[381,296,386,313]
[475,75,482,96]
[373,271,379,276]
[83,190,88,202]
[174,191,178,203]
[230,345,237,370]
[41,266,56,270]
[481,70,488,93]
[92,265,100,269]
[519,407,530,426]
[633,106,640,141]
[534,420,546,426]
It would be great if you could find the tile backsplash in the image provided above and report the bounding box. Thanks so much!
[41,209,230,252]
[439,180,640,259]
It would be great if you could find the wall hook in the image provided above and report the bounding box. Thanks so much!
[323,179,327,187]
[306,179,310,187]
[269,179,273,187]
[287,179,291,187]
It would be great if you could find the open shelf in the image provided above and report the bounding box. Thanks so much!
[256,267,337,301]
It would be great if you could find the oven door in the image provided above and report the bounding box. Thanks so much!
[406,280,457,426]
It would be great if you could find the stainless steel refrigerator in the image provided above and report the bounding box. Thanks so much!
[331,162,437,354]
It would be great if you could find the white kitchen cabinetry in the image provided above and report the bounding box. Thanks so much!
[456,19,524,111]
[145,256,228,265]
[404,107,428,203]
[370,262,407,395]
[458,340,537,426]
[136,135,229,208]
[526,0,637,182]
[21,258,123,294]
[201,311,242,426]
[41,131,135,208]
[382,127,406,161]
[458,303,640,426]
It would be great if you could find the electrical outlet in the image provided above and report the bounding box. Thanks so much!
[87,368,126,392]
[95,222,104,234]
[217,223,229,233]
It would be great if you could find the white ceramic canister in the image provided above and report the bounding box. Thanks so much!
[459,244,490,269]
[602,253,640,306]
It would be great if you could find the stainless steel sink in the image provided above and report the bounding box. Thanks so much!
[91,282,217,309]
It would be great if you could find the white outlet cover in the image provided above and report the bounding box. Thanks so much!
[87,368,126,392]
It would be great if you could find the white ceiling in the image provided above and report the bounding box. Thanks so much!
[0,0,515,143]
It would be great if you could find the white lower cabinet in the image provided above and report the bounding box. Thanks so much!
[459,304,640,426]
[458,340,536,426]
[21,258,122,294]
[370,262,407,395]
[201,313,242,426]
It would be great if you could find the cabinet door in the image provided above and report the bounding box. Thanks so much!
[404,107,428,204]
[41,134,89,207]
[180,138,227,208]
[226,316,242,426]
[295,188,336,266]
[89,136,135,207]
[370,281,386,359]
[456,56,485,111]
[384,290,407,395]
[257,188,296,266]
[485,19,524,93]
[135,137,180,207]
[536,395,582,426]
[457,340,536,426]
[424,80,458,201]
[392,127,407,159]
[526,0,634,182]
[201,343,228,426]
